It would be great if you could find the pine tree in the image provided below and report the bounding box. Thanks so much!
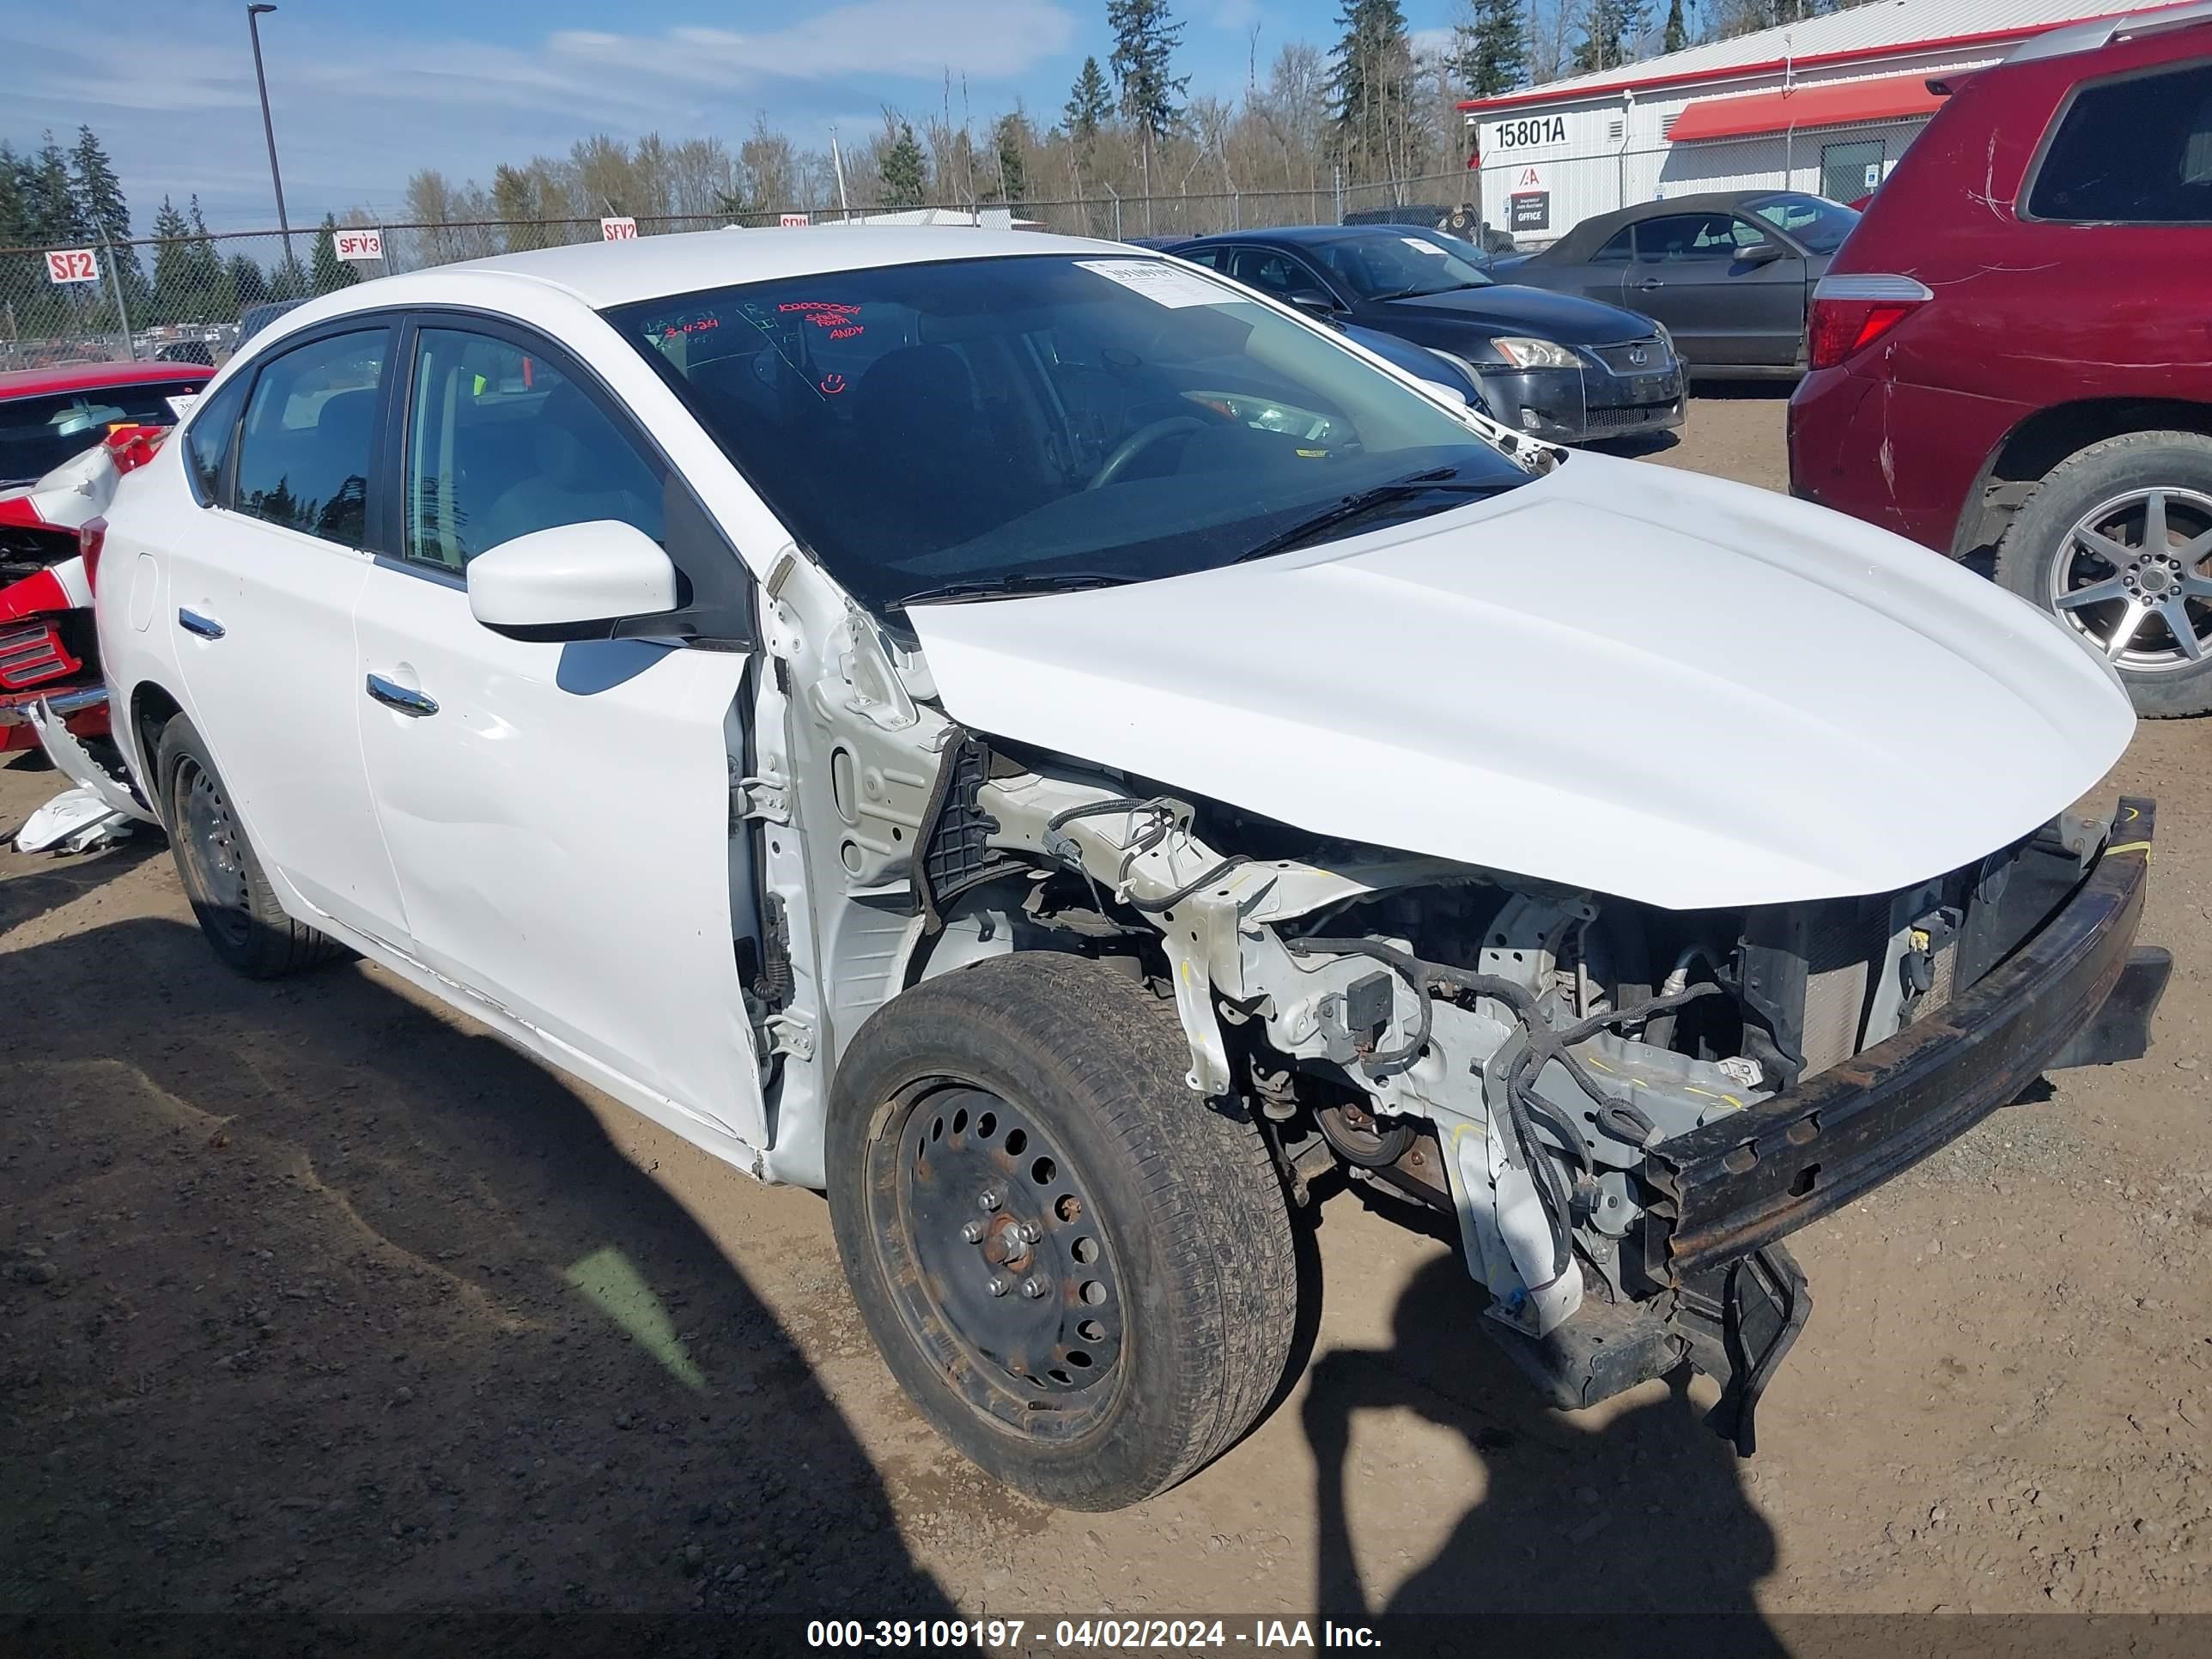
[312,213,360,294]
[173,195,231,322]
[228,252,270,310]
[20,131,87,245]
[989,112,1031,204]
[0,144,26,245]
[880,121,927,206]
[1453,0,1528,96]
[1063,56,1114,143]
[1662,0,1688,53]
[1107,0,1188,142]
[149,196,194,325]
[70,125,149,320]
[1330,0,1421,184]
[1571,0,1648,73]
[268,255,310,302]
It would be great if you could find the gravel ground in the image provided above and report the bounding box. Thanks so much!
[5,388,2209,1650]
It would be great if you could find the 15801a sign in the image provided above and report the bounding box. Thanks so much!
[1491,113,1568,150]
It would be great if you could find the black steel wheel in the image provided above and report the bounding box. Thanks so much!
[155,713,341,978]
[826,951,1301,1510]
[871,1082,1127,1431]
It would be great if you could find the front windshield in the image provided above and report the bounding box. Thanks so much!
[606,253,1528,613]
[1749,193,1860,253]
[1310,234,1494,301]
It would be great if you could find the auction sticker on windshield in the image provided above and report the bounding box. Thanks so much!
[1074,259,1229,307]
[1402,236,1449,255]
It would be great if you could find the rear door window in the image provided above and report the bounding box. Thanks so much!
[232,329,390,548]
[2028,58,2212,222]
[183,374,251,506]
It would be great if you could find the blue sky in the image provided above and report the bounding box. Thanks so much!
[3,0,1462,234]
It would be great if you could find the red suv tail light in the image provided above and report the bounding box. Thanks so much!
[1808,274,1933,370]
[78,517,107,595]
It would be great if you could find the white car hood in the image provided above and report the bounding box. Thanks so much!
[906,452,2135,909]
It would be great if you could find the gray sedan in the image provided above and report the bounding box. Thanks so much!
[1493,191,1858,377]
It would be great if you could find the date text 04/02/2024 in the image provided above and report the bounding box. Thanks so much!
[803,1619,1382,1650]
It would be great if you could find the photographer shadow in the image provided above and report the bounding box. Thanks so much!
[1303,1248,1787,1656]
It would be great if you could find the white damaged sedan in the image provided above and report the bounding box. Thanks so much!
[92,228,2166,1510]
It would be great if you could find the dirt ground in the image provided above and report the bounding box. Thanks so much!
[7,387,2212,1650]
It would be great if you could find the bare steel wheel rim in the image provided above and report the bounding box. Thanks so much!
[173,757,252,946]
[866,1079,1127,1441]
[2048,486,2212,673]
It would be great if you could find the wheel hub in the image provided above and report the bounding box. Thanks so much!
[2049,485,2212,672]
[881,1085,1123,1406]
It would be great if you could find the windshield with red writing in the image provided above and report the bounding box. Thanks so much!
[605,254,1527,613]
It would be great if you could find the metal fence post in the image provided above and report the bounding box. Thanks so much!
[1104,185,1121,242]
[1333,165,1343,226]
[100,231,136,361]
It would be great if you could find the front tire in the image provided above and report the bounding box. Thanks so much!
[155,713,341,978]
[825,951,1300,1510]
[1996,431,2212,718]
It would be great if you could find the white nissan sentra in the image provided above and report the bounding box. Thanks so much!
[89,228,2165,1509]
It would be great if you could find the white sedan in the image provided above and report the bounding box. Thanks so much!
[94,227,2162,1509]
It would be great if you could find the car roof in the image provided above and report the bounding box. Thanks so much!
[1534,190,1815,263]
[0,360,211,400]
[1172,224,1434,248]
[377,226,1123,313]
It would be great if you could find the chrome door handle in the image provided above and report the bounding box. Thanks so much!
[365,673,438,718]
[1634,278,1665,291]
[178,608,225,640]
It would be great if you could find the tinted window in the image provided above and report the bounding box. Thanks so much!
[1590,228,1635,264]
[1228,248,1325,300]
[1308,233,1493,298]
[403,327,663,574]
[606,255,1528,615]
[1634,213,1743,262]
[1748,192,1859,252]
[234,330,388,547]
[2028,60,2212,222]
[184,374,251,505]
[0,379,208,486]
[1176,246,1227,270]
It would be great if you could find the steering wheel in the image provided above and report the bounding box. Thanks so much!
[1085,416,1206,491]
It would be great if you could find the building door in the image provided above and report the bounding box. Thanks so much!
[1820,138,1885,203]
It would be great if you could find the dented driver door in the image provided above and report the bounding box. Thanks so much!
[350,318,767,1152]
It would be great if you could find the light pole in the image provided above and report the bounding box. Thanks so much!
[246,4,295,270]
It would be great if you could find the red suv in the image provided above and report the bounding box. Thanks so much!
[1789,3,2212,716]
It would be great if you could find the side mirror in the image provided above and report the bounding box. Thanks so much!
[467,519,680,641]
[1736,240,1787,267]
[1286,288,1340,317]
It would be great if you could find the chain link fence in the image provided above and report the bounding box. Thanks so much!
[0,172,1482,370]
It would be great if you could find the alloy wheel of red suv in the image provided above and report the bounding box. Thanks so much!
[2049,487,2212,672]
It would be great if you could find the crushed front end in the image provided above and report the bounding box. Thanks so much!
[953,757,2164,1454]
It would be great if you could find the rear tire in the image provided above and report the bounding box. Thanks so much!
[1996,431,2212,718]
[155,713,341,978]
[825,951,1300,1510]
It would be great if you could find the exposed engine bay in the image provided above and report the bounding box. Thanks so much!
[747,552,2160,1454]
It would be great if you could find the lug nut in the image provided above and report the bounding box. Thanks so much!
[1021,1276,1048,1299]
[986,1276,1009,1297]
[978,1191,1001,1212]
[961,1219,986,1243]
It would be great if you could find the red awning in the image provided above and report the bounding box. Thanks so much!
[1668,72,1944,143]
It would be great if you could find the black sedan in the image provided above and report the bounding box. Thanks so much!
[1491,191,1858,377]
[1167,224,1682,446]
